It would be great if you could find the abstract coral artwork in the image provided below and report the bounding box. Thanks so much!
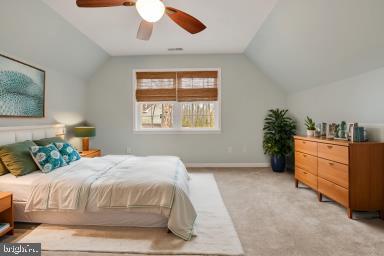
[0,54,45,117]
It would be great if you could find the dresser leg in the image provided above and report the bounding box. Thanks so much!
[317,192,322,202]
[347,208,353,219]
[295,179,298,188]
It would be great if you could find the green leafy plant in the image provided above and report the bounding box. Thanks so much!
[263,109,296,156]
[304,116,316,131]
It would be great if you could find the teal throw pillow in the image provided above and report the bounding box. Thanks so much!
[54,142,81,164]
[30,144,67,173]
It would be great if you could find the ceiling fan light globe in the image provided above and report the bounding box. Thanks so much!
[136,0,165,23]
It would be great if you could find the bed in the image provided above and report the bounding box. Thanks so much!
[0,125,197,240]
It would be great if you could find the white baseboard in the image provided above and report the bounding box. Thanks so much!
[185,163,270,168]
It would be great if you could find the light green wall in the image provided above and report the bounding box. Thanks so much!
[86,54,286,164]
[245,0,384,142]
[287,67,384,141]
[0,0,109,80]
[5,0,382,160]
[0,0,109,148]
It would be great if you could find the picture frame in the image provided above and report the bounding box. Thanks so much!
[316,122,327,137]
[347,123,358,141]
[0,54,45,118]
[326,123,337,139]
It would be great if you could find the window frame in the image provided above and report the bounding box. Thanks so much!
[133,68,221,134]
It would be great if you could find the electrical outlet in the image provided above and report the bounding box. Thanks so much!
[126,147,132,154]
[227,146,233,153]
[242,145,248,153]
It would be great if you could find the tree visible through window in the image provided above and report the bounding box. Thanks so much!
[141,103,173,128]
[182,103,215,128]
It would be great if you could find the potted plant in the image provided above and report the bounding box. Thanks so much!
[305,116,316,137]
[263,109,296,172]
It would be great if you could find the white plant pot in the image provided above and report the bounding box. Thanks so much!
[306,130,315,137]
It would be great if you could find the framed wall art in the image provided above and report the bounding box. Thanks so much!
[0,54,45,118]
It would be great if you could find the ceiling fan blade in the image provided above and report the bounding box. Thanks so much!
[137,20,153,41]
[76,0,135,8]
[165,7,206,34]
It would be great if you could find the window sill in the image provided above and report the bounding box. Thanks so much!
[133,129,222,135]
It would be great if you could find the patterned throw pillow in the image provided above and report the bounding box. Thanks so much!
[54,142,81,164]
[30,144,67,173]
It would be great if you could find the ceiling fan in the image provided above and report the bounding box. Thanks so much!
[76,0,207,40]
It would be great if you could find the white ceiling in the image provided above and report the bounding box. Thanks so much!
[42,0,278,56]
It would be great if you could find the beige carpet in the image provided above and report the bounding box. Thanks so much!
[18,173,244,256]
[209,168,384,256]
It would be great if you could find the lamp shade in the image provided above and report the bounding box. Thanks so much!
[74,127,96,138]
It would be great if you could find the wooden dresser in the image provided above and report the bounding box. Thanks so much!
[294,136,384,219]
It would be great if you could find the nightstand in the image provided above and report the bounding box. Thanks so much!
[0,192,14,237]
[80,149,101,158]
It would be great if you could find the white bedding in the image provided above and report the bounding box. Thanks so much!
[24,155,197,240]
[0,158,169,227]
[0,168,50,202]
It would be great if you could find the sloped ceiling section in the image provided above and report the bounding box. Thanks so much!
[41,0,278,56]
[0,0,109,80]
[245,0,384,92]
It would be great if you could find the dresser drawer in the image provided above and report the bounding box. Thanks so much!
[295,151,317,175]
[318,143,349,164]
[318,177,349,207]
[81,150,101,158]
[318,158,349,189]
[295,167,317,190]
[295,139,317,156]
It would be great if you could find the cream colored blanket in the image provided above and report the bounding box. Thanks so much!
[25,155,197,240]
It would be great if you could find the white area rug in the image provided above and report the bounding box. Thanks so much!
[19,173,244,256]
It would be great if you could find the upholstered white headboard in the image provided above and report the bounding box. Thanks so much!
[0,124,66,146]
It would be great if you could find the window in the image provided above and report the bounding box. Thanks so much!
[134,69,221,133]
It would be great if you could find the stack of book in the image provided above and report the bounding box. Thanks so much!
[351,126,367,142]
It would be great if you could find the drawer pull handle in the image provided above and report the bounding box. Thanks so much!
[327,145,333,149]
[303,171,307,174]
[328,162,334,166]
[302,141,306,144]
[303,154,307,157]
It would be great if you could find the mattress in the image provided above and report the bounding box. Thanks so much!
[14,201,168,227]
[0,159,168,227]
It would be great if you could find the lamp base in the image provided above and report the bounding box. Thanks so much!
[82,137,90,151]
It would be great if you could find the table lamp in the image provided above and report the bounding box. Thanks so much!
[74,126,96,151]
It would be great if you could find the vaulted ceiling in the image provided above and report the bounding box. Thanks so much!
[245,0,384,92]
[8,0,384,91]
[42,0,278,56]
